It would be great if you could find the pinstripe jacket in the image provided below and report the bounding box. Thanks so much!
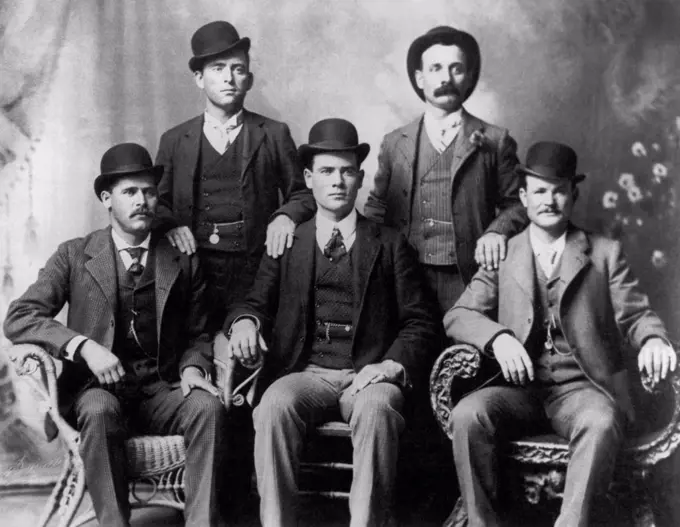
[3,226,212,415]
[364,110,527,283]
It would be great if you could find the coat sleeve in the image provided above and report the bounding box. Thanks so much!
[3,243,82,358]
[222,252,282,339]
[176,252,214,374]
[443,265,510,353]
[381,236,439,383]
[153,130,180,232]
[363,135,392,223]
[607,240,670,350]
[485,129,527,237]
[270,123,316,225]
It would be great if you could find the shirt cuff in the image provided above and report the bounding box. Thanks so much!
[63,336,88,362]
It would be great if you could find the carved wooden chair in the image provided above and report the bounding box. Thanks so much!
[430,344,680,527]
[8,343,259,527]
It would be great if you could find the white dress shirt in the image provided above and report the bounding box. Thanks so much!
[63,230,151,361]
[203,110,244,154]
[424,108,463,153]
[315,209,358,252]
[529,224,567,278]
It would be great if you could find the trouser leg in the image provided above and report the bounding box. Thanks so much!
[139,383,228,527]
[253,370,339,527]
[74,388,130,527]
[340,382,405,527]
[449,385,542,527]
[545,381,625,527]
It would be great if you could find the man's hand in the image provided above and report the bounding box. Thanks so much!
[265,215,295,258]
[349,360,404,396]
[475,232,508,271]
[638,338,677,385]
[491,333,534,386]
[181,366,219,397]
[80,340,126,386]
[166,226,196,255]
[228,319,268,366]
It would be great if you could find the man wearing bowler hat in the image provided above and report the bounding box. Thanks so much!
[4,143,228,527]
[221,119,438,526]
[365,25,526,318]
[155,20,315,333]
[444,142,676,526]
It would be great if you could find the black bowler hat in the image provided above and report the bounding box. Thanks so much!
[189,21,251,72]
[298,118,370,167]
[407,26,481,102]
[94,143,163,199]
[516,142,586,183]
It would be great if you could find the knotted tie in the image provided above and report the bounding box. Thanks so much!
[123,247,145,276]
[323,227,347,261]
[540,249,558,278]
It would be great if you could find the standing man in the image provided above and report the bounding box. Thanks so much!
[222,119,438,527]
[365,25,526,314]
[445,142,677,527]
[3,143,227,527]
[156,20,315,332]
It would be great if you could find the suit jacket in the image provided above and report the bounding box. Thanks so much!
[225,214,439,396]
[3,227,212,414]
[444,225,670,419]
[364,109,527,283]
[155,109,316,256]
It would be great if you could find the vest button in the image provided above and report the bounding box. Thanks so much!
[402,189,408,196]
[205,205,211,210]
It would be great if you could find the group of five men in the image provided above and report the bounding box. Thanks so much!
[4,19,676,527]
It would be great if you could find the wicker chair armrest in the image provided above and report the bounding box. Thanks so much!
[7,344,79,450]
[430,344,487,439]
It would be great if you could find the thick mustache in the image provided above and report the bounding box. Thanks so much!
[434,84,460,97]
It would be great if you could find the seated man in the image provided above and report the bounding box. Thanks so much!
[222,118,438,527]
[3,143,227,527]
[444,141,677,527]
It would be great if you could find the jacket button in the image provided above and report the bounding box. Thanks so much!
[402,189,408,196]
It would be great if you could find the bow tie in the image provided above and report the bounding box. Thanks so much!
[122,247,146,275]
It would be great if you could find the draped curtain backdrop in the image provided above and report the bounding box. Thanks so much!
[1,0,679,504]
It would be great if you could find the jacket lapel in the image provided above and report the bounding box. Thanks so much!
[240,110,266,182]
[153,236,182,339]
[558,226,591,305]
[450,109,484,184]
[176,115,203,208]
[351,216,381,329]
[289,220,316,320]
[394,117,421,170]
[84,227,118,312]
[507,228,536,301]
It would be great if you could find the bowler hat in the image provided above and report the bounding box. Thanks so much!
[189,21,251,72]
[407,26,481,102]
[298,118,370,167]
[94,143,163,199]
[516,142,586,183]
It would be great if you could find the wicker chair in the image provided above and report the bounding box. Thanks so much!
[8,343,259,527]
[430,344,680,527]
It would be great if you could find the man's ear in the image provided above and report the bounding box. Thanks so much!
[193,70,204,90]
[414,69,424,91]
[519,187,528,208]
[245,71,254,92]
[572,186,580,202]
[357,169,365,189]
[100,190,112,209]
[303,167,313,190]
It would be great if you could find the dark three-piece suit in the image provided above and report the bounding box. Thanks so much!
[3,227,226,527]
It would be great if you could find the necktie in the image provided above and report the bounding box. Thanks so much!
[323,227,347,261]
[123,247,145,276]
[541,249,557,277]
[437,120,461,152]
